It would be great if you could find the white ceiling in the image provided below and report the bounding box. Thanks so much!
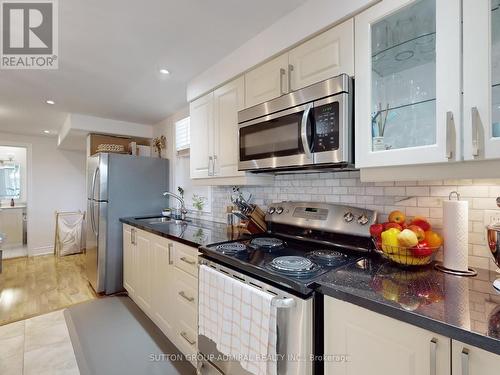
[0,0,307,137]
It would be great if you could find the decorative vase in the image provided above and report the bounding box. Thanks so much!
[372,136,386,151]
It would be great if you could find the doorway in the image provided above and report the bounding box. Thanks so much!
[0,145,28,259]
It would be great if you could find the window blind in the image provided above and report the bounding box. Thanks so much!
[175,117,190,152]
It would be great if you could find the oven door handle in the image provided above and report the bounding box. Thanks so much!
[272,297,296,308]
[301,103,313,159]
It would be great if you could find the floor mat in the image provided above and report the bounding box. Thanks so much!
[64,296,196,375]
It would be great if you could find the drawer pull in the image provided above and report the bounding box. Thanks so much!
[179,291,194,302]
[180,256,196,265]
[461,348,469,375]
[180,331,196,346]
[430,338,437,375]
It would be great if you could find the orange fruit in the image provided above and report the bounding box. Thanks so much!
[388,210,406,224]
[424,231,443,248]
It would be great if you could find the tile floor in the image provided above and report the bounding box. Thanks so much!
[0,309,79,375]
[0,254,96,326]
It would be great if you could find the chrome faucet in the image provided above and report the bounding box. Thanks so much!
[163,192,187,221]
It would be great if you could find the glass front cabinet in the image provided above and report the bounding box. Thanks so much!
[355,0,462,168]
[463,0,500,160]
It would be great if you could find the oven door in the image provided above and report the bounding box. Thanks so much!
[198,259,314,375]
[238,103,314,171]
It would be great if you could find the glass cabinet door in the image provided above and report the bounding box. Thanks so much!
[463,0,500,159]
[371,0,436,152]
[355,0,461,168]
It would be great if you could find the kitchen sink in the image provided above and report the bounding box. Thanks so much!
[135,217,191,225]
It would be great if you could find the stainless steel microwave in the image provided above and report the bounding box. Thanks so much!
[238,74,353,172]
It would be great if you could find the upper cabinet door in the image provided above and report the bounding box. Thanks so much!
[189,92,214,179]
[244,54,289,108]
[213,76,245,178]
[355,0,461,168]
[463,0,500,160]
[289,19,354,91]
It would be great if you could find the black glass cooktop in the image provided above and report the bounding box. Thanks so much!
[200,235,364,296]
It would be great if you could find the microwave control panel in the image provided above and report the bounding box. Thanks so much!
[313,102,339,152]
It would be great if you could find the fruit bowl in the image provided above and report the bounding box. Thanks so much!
[372,238,441,267]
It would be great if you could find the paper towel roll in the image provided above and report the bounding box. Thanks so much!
[443,198,469,272]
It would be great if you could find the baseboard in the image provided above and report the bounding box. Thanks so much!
[29,245,54,257]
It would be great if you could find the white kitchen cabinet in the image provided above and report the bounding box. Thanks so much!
[213,76,245,178]
[463,0,500,160]
[289,19,354,91]
[244,54,289,108]
[123,225,136,295]
[151,236,174,337]
[122,226,199,366]
[190,77,273,185]
[452,339,500,375]
[355,0,461,168]
[134,229,152,312]
[324,297,451,375]
[189,92,214,179]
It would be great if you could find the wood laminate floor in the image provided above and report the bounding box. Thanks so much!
[0,254,96,326]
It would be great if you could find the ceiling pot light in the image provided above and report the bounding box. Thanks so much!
[46,100,55,105]
[159,68,170,75]
[43,130,50,134]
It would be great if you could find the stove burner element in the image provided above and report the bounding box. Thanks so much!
[266,256,322,278]
[250,237,284,250]
[270,256,314,271]
[307,250,346,265]
[214,243,247,255]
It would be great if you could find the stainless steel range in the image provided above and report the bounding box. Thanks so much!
[197,202,377,375]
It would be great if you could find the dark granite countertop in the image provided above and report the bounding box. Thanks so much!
[318,257,500,355]
[120,216,245,248]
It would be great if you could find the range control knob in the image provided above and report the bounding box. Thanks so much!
[268,207,276,214]
[343,212,354,223]
[357,214,369,225]
[276,207,284,215]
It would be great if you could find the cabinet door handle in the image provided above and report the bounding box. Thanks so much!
[471,107,483,158]
[461,348,469,375]
[446,111,455,160]
[208,156,213,176]
[288,64,294,92]
[279,68,286,95]
[168,243,173,265]
[179,291,194,302]
[131,229,136,245]
[429,338,437,375]
[213,155,218,176]
[180,256,196,265]
[180,331,196,346]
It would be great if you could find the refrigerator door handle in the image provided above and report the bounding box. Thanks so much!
[91,167,100,201]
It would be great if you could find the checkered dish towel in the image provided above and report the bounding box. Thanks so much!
[198,265,278,375]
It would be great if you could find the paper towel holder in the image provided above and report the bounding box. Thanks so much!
[435,191,478,277]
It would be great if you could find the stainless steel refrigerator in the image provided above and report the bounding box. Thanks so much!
[86,153,168,294]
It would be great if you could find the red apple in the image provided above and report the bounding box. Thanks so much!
[410,241,433,257]
[370,224,384,239]
[408,225,425,242]
[383,222,403,231]
[410,216,431,231]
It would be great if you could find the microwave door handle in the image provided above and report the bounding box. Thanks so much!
[301,103,313,159]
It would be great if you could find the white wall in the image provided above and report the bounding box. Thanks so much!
[153,107,212,215]
[0,146,27,205]
[0,132,86,256]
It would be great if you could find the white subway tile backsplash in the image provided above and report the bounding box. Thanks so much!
[406,186,430,196]
[458,185,490,197]
[208,176,500,270]
[384,187,406,196]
